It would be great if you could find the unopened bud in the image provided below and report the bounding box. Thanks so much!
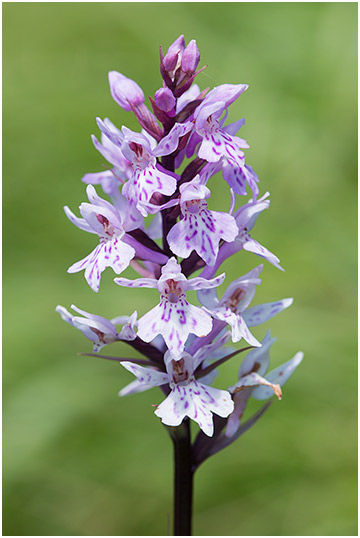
[163,35,185,72]
[181,40,200,74]
[154,87,176,112]
[108,71,145,111]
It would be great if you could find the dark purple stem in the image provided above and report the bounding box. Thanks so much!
[161,153,176,257]
[171,419,193,536]
[159,115,194,535]
[78,353,163,369]
[125,337,164,363]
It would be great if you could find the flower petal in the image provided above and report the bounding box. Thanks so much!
[82,171,122,198]
[223,158,259,198]
[153,121,193,157]
[168,209,238,266]
[137,299,213,360]
[123,163,177,217]
[55,305,73,324]
[229,372,282,399]
[186,272,225,291]
[242,235,284,270]
[155,380,234,436]
[234,192,270,231]
[71,304,117,335]
[64,206,96,234]
[196,286,220,309]
[222,118,246,136]
[251,352,304,400]
[119,379,155,397]
[114,276,157,289]
[243,299,293,328]
[69,237,135,292]
[202,83,248,108]
[195,101,226,131]
[238,330,277,378]
[120,361,169,386]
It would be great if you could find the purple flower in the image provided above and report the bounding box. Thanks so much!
[198,265,293,347]
[119,122,192,216]
[167,175,239,265]
[110,311,138,341]
[233,192,283,270]
[120,350,234,436]
[192,85,259,197]
[201,84,249,108]
[114,257,225,360]
[120,330,231,397]
[56,305,137,352]
[198,265,263,347]
[201,192,283,279]
[108,71,145,111]
[83,119,132,198]
[226,331,303,436]
[64,185,142,292]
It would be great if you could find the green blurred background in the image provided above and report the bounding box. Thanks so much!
[3,2,357,536]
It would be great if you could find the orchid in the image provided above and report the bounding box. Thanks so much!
[57,35,302,536]
[191,85,259,197]
[55,305,137,352]
[65,184,138,292]
[120,350,234,437]
[96,121,192,217]
[226,331,304,437]
[200,192,283,279]
[82,118,132,199]
[114,257,225,360]
[119,330,231,397]
[167,175,239,265]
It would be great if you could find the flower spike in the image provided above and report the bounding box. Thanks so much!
[58,36,303,526]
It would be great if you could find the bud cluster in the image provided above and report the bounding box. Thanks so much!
[57,36,302,461]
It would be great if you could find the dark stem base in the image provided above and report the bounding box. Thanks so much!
[172,419,193,536]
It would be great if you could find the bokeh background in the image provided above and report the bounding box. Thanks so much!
[3,2,357,536]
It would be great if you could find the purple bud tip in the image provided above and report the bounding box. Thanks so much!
[166,35,185,56]
[163,35,185,72]
[181,40,200,74]
[163,50,179,72]
[108,71,145,111]
[154,87,176,112]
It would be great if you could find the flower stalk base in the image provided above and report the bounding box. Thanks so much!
[171,420,193,536]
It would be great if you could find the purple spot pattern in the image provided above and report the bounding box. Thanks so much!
[240,232,281,268]
[122,163,176,216]
[244,299,292,328]
[137,293,212,359]
[155,379,233,436]
[68,235,135,292]
[167,201,238,266]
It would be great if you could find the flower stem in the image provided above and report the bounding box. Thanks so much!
[171,419,193,535]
